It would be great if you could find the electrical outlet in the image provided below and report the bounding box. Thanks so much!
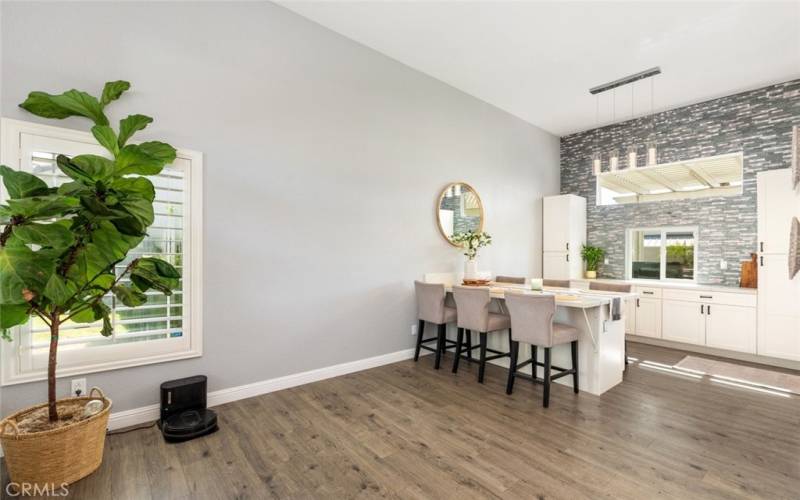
[720,259,728,270]
[71,378,87,397]
[411,324,418,336]
[604,257,609,265]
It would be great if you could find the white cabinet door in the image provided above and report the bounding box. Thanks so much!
[706,304,757,354]
[757,169,795,254]
[661,299,705,345]
[543,196,570,253]
[634,297,662,338]
[758,253,800,360]
[624,297,636,335]
[543,252,569,279]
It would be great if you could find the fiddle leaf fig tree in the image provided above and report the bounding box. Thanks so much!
[0,81,180,422]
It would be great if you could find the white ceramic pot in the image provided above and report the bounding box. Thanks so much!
[464,259,479,279]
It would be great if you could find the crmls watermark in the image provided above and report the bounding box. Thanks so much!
[5,482,70,497]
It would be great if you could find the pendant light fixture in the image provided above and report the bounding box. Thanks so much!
[608,89,619,171]
[646,75,658,166]
[588,67,661,175]
[592,94,602,175]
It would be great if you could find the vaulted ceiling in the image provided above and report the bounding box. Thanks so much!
[281,1,800,136]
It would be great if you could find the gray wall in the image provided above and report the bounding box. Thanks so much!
[0,2,559,415]
[561,80,800,285]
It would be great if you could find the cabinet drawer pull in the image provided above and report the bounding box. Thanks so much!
[642,291,654,295]
[760,256,764,267]
[636,298,640,307]
[760,242,764,252]
[699,295,713,299]
[701,305,704,314]
[707,305,711,315]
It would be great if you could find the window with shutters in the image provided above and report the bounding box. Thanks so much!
[1,119,203,385]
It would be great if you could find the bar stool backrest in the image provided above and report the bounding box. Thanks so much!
[452,285,492,332]
[543,279,570,288]
[505,293,557,347]
[495,275,526,284]
[588,282,632,293]
[414,281,447,324]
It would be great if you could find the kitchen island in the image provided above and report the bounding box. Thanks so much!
[442,283,637,396]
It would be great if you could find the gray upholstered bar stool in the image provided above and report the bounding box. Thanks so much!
[414,281,460,370]
[504,293,579,408]
[451,286,512,383]
[543,279,571,288]
[588,281,632,367]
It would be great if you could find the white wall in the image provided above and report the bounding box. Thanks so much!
[0,1,559,415]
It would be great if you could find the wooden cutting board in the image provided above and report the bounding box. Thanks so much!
[740,253,757,288]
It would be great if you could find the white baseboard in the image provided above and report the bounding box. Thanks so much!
[627,336,800,370]
[106,347,419,432]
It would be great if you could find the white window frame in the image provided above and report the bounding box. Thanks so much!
[625,226,699,283]
[0,118,203,385]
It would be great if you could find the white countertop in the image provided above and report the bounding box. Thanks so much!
[444,282,637,309]
[570,278,757,295]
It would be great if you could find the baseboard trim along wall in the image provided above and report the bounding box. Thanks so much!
[107,347,421,431]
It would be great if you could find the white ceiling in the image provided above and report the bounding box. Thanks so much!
[280,1,800,136]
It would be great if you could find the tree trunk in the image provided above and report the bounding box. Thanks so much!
[48,320,59,422]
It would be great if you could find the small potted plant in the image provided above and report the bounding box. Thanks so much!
[0,81,180,489]
[581,244,605,279]
[451,230,492,279]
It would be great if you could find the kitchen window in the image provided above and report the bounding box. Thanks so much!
[627,227,697,282]
[0,119,204,385]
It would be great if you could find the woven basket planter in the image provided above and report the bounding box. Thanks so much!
[0,387,111,489]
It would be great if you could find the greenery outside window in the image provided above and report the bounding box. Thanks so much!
[627,227,697,282]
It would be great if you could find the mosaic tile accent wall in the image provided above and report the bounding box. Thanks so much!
[561,80,800,285]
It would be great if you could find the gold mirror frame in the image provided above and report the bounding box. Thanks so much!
[436,182,485,247]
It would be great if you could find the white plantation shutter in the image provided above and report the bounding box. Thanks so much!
[0,119,203,384]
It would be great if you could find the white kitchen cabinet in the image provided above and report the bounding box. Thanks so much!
[757,169,799,255]
[634,297,661,338]
[542,194,586,279]
[756,169,800,361]
[706,303,757,354]
[624,297,636,335]
[662,300,706,345]
[758,253,800,360]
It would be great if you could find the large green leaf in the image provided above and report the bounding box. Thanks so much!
[100,81,130,107]
[118,197,154,228]
[116,141,176,176]
[67,155,114,182]
[112,284,147,307]
[0,304,29,330]
[91,125,119,157]
[57,181,89,197]
[13,223,74,248]
[0,246,55,304]
[5,194,80,219]
[117,114,153,147]
[49,89,108,125]
[0,165,50,199]
[43,274,77,306]
[94,302,113,336]
[111,177,155,202]
[142,257,181,279]
[130,259,178,296]
[19,91,74,119]
[67,222,141,285]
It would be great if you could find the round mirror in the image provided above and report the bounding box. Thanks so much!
[436,182,484,246]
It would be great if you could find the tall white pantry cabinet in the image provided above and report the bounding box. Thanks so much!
[757,168,800,361]
[542,194,586,279]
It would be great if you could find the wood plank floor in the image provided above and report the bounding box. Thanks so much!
[2,342,799,499]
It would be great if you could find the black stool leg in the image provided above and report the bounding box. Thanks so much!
[624,341,628,368]
[478,332,488,383]
[466,330,472,361]
[543,347,551,408]
[452,328,464,373]
[506,340,519,394]
[414,320,424,362]
[434,323,446,370]
[571,340,579,393]
[531,346,538,381]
